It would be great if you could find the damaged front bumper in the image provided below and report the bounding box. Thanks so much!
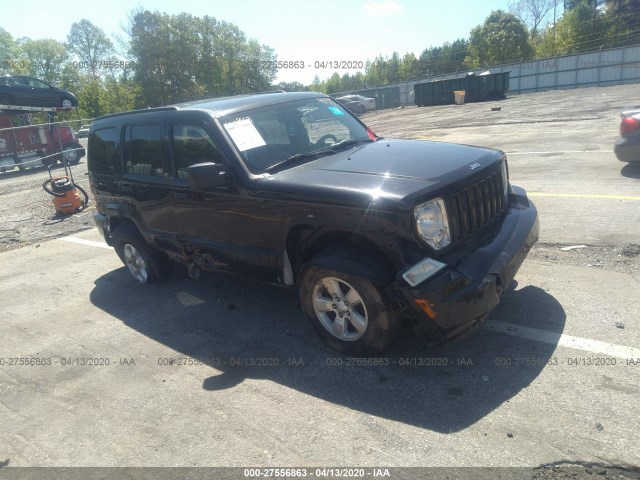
[392,186,539,344]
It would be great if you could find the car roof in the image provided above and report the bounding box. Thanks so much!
[3,75,36,81]
[94,91,326,123]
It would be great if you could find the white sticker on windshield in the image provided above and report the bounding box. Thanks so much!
[223,118,266,152]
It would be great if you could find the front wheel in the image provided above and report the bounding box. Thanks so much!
[60,97,74,109]
[299,265,401,354]
[111,225,168,284]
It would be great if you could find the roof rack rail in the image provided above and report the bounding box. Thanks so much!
[95,105,180,120]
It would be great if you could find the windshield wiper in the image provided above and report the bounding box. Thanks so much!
[264,147,335,173]
[328,138,373,150]
[264,138,373,173]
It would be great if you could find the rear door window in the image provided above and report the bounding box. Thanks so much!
[123,124,165,177]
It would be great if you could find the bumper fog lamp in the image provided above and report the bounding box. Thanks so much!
[402,258,447,287]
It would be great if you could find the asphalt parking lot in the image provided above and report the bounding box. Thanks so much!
[1,85,639,474]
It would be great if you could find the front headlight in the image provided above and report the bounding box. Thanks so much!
[414,197,451,250]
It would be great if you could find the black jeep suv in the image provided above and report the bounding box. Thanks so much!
[88,91,539,354]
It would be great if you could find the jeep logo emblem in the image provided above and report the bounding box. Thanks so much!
[468,162,481,170]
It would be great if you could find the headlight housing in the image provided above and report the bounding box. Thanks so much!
[414,197,451,250]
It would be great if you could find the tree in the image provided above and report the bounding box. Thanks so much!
[20,39,67,84]
[0,28,20,75]
[325,72,342,94]
[275,81,308,92]
[604,0,640,47]
[352,72,366,90]
[309,75,323,92]
[127,11,277,105]
[67,19,114,78]
[565,0,603,10]
[420,39,468,76]
[400,52,422,79]
[465,10,534,68]
[387,51,401,83]
[365,54,390,86]
[509,0,559,38]
[535,1,606,56]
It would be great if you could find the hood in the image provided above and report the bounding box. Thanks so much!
[255,139,504,210]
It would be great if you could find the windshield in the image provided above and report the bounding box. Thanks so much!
[220,97,372,174]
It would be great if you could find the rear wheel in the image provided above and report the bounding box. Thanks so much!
[299,265,401,354]
[111,225,168,284]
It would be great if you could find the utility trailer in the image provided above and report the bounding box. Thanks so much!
[0,104,85,172]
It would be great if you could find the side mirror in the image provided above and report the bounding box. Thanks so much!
[188,162,228,189]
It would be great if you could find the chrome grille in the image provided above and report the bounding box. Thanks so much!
[446,167,507,243]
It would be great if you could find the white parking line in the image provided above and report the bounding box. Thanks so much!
[527,192,640,200]
[60,236,112,249]
[507,150,604,155]
[486,320,640,359]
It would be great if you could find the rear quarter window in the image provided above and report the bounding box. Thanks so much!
[89,127,118,177]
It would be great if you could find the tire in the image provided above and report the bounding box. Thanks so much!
[60,96,74,109]
[357,104,366,115]
[111,224,168,284]
[299,265,401,354]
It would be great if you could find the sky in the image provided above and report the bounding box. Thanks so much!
[5,0,509,84]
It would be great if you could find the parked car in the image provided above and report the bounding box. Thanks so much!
[0,112,85,171]
[614,109,640,163]
[0,76,78,109]
[335,98,364,115]
[78,125,91,138]
[88,92,538,354]
[336,94,376,112]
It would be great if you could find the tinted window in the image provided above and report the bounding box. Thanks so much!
[3,77,23,86]
[24,78,49,89]
[89,127,118,177]
[172,125,223,179]
[124,124,164,177]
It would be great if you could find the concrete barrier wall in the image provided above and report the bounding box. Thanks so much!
[472,44,640,94]
[340,44,640,108]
